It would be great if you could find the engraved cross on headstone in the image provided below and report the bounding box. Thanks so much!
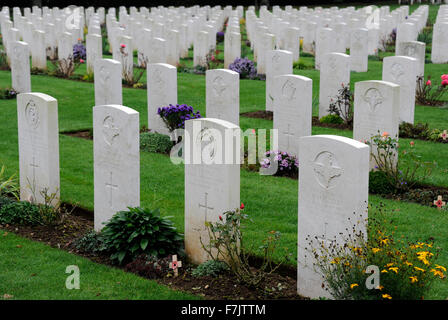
[282,124,294,150]
[29,155,39,184]
[198,192,214,223]
[316,222,333,248]
[105,171,118,207]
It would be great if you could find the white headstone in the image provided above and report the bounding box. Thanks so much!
[147,63,178,136]
[206,69,239,125]
[10,41,31,93]
[319,53,351,119]
[266,50,293,112]
[353,80,400,168]
[184,118,240,264]
[17,92,60,206]
[86,33,102,74]
[382,56,418,124]
[396,41,425,77]
[274,75,312,158]
[297,135,369,299]
[93,105,140,231]
[431,22,448,64]
[31,29,46,70]
[224,31,241,69]
[350,28,368,72]
[94,59,123,106]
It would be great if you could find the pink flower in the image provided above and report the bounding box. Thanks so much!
[382,132,389,137]
[426,79,431,86]
[410,141,415,147]
[211,55,216,61]
[80,59,84,63]
[441,74,448,81]
[120,44,126,48]
[442,79,448,87]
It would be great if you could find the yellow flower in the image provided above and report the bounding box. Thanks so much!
[350,283,359,289]
[353,247,363,255]
[405,261,413,267]
[381,238,390,245]
[385,263,394,268]
[409,276,418,283]
[435,265,447,272]
[381,269,388,273]
[389,267,399,274]
[382,294,392,300]
[414,266,425,273]
[372,248,381,254]
[330,258,341,264]
[430,269,445,279]
[377,285,384,291]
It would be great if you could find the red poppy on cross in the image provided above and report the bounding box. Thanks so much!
[169,255,182,277]
[434,195,446,210]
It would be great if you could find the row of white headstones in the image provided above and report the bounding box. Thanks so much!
[0,5,242,78]
[8,3,442,300]
[16,59,408,300]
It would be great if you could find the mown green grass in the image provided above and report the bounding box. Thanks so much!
[0,2,447,300]
[0,230,198,300]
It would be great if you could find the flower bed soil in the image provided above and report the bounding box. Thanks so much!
[0,205,303,300]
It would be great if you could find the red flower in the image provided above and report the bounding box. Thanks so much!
[240,203,245,210]
[219,215,223,221]
[120,44,126,48]
[426,79,431,86]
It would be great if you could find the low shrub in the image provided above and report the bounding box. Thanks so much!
[328,84,354,127]
[369,170,395,195]
[320,114,344,125]
[192,260,229,277]
[140,132,174,154]
[73,230,107,255]
[0,196,13,211]
[101,207,184,264]
[368,132,436,193]
[0,201,42,226]
[399,122,430,139]
[201,207,292,289]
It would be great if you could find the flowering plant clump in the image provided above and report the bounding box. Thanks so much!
[157,104,201,132]
[72,42,86,62]
[229,57,257,79]
[416,75,448,106]
[216,31,225,42]
[261,151,299,178]
[367,132,436,193]
[310,205,446,300]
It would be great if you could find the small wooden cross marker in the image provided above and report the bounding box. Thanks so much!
[434,195,446,210]
[169,255,182,277]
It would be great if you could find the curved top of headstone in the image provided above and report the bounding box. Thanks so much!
[97,58,121,66]
[300,134,368,150]
[94,104,139,116]
[18,92,56,104]
[355,79,400,89]
[148,63,177,70]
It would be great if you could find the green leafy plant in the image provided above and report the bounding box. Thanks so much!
[101,207,184,264]
[369,171,395,195]
[73,230,108,255]
[415,75,448,106]
[310,205,445,300]
[0,50,10,71]
[320,114,344,125]
[367,133,436,192]
[0,201,42,225]
[49,56,83,78]
[192,260,229,278]
[0,87,17,100]
[140,132,174,154]
[201,207,291,289]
